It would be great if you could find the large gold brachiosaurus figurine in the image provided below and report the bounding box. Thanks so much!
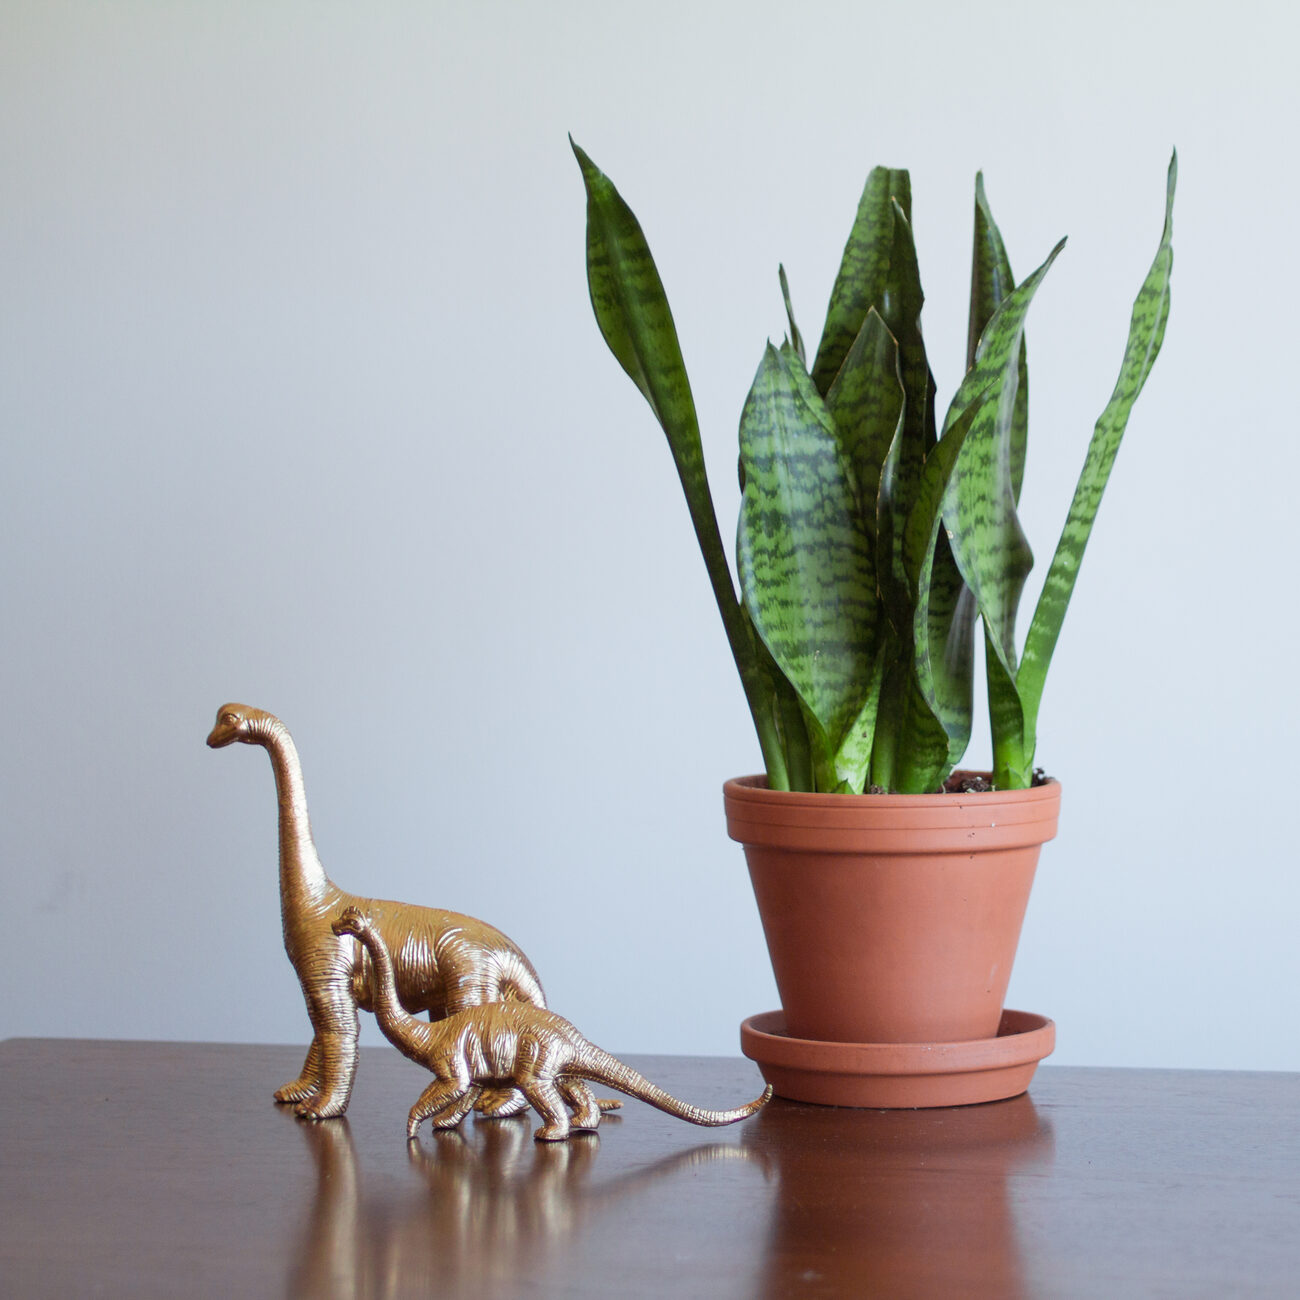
[332,905,772,1141]
[206,703,615,1122]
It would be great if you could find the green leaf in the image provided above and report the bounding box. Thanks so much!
[737,343,882,791]
[818,199,955,792]
[810,168,911,395]
[778,264,805,366]
[941,238,1066,681]
[879,201,939,452]
[572,140,787,780]
[1017,151,1177,759]
[873,201,940,621]
[923,530,979,769]
[744,604,814,791]
[963,170,1029,786]
[824,307,905,547]
[968,171,1029,502]
[985,630,1029,787]
[894,390,997,788]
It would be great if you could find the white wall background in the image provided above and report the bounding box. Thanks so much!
[2,0,1296,1070]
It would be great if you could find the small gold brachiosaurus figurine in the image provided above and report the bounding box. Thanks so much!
[331,906,773,1141]
[207,702,613,1123]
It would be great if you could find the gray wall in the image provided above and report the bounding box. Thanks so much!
[3,0,1296,1068]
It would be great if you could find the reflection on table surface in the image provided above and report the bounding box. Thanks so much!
[4,1040,1297,1298]
[287,1082,1053,1298]
[289,1112,769,1297]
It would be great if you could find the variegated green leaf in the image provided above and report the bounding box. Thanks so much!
[800,645,888,792]
[737,343,881,790]
[778,264,805,366]
[969,171,1029,501]
[962,171,1029,785]
[984,633,1028,787]
[892,391,996,789]
[874,202,940,605]
[942,239,1066,681]
[810,168,911,395]
[573,141,789,782]
[873,200,964,785]
[1017,152,1177,764]
[879,200,939,453]
[744,603,814,791]
[824,307,905,545]
[923,531,980,769]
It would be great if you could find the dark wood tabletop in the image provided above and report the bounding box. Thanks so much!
[1,1038,1296,1298]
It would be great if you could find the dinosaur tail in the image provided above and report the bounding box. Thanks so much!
[569,1045,772,1127]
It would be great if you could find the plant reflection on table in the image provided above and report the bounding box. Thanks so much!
[741,1092,1056,1297]
[286,1113,769,1298]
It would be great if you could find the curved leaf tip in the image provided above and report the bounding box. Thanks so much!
[570,136,600,183]
[1163,149,1177,235]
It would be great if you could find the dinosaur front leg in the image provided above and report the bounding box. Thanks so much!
[275,1035,325,1104]
[428,1085,483,1131]
[407,1078,476,1140]
[294,995,359,1120]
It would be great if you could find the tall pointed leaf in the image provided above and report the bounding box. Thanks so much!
[961,171,1029,785]
[879,200,939,454]
[1017,152,1177,757]
[941,238,1066,680]
[923,531,979,768]
[810,168,911,394]
[969,171,1029,501]
[893,391,996,788]
[778,264,805,366]
[737,343,881,790]
[573,141,787,781]
[823,307,905,544]
[874,202,941,599]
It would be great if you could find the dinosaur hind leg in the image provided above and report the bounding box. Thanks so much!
[557,1078,604,1130]
[524,1080,576,1142]
[275,1036,324,1105]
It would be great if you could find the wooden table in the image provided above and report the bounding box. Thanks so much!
[1,1039,1296,1297]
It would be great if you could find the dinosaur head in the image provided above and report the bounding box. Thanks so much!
[206,703,276,749]
[331,905,369,939]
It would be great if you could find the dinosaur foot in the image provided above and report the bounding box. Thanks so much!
[533,1123,574,1144]
[274,1080,320,1104]
[429,1112,471,1131]
[293,1096,348,1121]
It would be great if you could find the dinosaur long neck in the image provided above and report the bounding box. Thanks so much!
[356,927,419,1044]
[260,718,330,907]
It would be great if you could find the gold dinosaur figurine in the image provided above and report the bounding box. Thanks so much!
[206,702,612,1123]
[331,905,773,1141]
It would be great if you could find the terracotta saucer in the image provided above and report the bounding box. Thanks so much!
[740,1008,1055,1109]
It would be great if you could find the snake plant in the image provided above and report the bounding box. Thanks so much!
[575,142,1175,793]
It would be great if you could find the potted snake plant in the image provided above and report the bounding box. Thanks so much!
[573,141,1175,1106]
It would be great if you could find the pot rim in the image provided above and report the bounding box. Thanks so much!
[724,770,1059,809]
[724,770,1061,848]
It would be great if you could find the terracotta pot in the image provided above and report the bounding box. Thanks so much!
[725,773,1061,1046]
